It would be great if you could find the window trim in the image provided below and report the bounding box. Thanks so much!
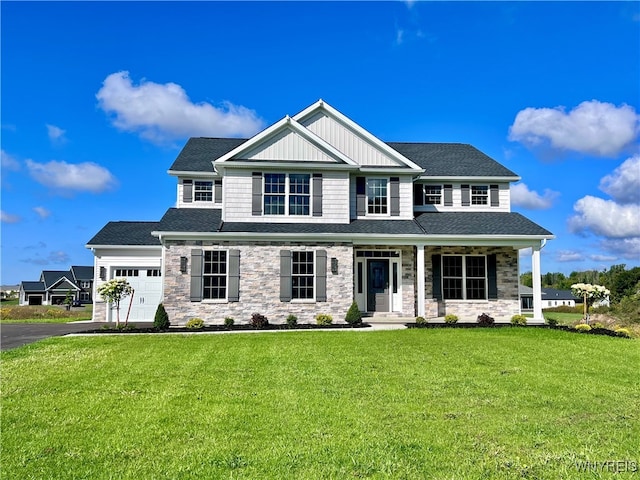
[202,250,228,301]
[441,255,487,301]
[471,185,489,206]
[366,177,389,216]
[263,173,311,216]
[291,250,315,301]
[423,184,442,205]
[194,181,213,202]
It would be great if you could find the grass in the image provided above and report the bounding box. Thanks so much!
[2,328,638,479]
[0,304,93,324]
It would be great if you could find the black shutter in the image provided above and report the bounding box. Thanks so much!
[461,185,470,206]
[252,172,262,216]
[490,184,499,207]
[214,179,223,203]
[228,249,240,302]
[432,254,442,300]
[487,254,498,299]
[183,180,193,203]
[190,249,203,302]
[316,250,327,302]
[444,184,453,206]
[390,177,400,216]
[413,183,424,206]
[312,174,323,217]
[280,250,292,302]
[356,177,366,216]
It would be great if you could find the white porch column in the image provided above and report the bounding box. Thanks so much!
[532,244,543,322]
[416,244,425,317]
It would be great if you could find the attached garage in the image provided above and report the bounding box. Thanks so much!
[110,268,163,322]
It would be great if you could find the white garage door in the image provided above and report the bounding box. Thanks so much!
[111,268,162,322]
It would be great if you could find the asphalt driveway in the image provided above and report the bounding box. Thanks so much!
[0,322,150,351]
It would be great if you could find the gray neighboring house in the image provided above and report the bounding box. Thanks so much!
[19,266,94,306]
[87,100,554,324]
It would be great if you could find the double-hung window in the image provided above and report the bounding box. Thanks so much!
[264,173,310,216]
[424,185,442,205]
[194,181,213,202]
[292,251,314,300]
[367,178,388,214]
[442,255,486,300]
[203,251,227,300]
[471,186,488,205]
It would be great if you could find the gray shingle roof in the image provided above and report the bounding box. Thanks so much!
[415,212,553,236]
[70,266,94,281]
[153,208,551,237]
[86,222,161,246]
[20,281,45,292]
[169,138,247,173]
[388,142,518,178]
[41,271,72,289]
[168,138,519,178]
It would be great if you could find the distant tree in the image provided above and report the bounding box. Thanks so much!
[97,278,133,327]
[520,272,533,288]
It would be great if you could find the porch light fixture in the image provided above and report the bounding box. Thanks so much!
[180,256,188,273]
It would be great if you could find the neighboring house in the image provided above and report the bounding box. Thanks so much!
[87,100,553,324]
[519,284,534,312]
[1,285,19,301]
[541,288,580,308]
[19,266,94,306]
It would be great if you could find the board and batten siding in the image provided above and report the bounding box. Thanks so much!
[223,169,350,223]
[301,112,405,167]
[243,129,338,162]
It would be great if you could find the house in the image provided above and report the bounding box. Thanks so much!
[19,266,94,306]
[1,285,19,301]
[541,288,580,309]
[87,100,553,324]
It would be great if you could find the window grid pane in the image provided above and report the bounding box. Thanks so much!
[471,186,488,205]
[424,185,442,205]
[194,181,213,202]
[203,251,227,300]
[367,179,388,214]
[442,255,487,300]
[289,174,310,216]
[292,251,314,300]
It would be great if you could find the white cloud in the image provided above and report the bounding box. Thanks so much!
[33,206,51,219]
[1,210,21,223]
[589,254,618,262]
[568,196,640,238]
[46,124,67,143]
[556,250,584,263]
[1,149,20,171]
[600,238,640,260]
[96,71,265,143]
[511,183,558,209]
[26,159,117,194]
[599,154,640,204]
[509,100,639,157]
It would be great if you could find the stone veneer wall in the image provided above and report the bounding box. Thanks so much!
[163,241,354,325]
[423,246,520,322]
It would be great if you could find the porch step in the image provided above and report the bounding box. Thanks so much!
[366,316,415,324]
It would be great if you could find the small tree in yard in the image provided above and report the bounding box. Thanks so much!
[97,278,133,328]
[345,301,363,325]
[154,303,170,330]
[571,283,610,324]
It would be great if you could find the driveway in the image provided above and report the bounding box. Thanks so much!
[0,322,150,351]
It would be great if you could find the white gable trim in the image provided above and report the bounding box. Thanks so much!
[214,115,359,167]
[294,100,424,172]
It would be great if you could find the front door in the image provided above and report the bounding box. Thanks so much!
[367,260,389,312]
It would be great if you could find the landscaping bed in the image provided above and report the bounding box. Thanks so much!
[406,322,634,337]
[84,322,372,334]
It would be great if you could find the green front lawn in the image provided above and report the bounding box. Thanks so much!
[2,329,638,479]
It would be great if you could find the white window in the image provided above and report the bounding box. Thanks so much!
[194,181,213,202]
[442,255,486,300]
[292,251,314,300]
[424,185,442,205]
[115,269,139,277]
[367,178,388,214]
[203,251,227,300]
[471,186,488,205]
[264,173,310,216]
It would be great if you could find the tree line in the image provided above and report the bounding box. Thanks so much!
[520,264,640,304]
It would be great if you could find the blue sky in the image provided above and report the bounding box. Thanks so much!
[1,1,639,286]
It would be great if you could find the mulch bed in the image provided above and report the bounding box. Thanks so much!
[83,323,372,334]
[406,323,631,338]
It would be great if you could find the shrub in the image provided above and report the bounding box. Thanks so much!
[316,313,333,326]
[415,316,427,326]
[444,314,458,324]
[591,322,605,329]
[224,317,235,328]
[185,318,204,330]
[511,314,527,326]
[286,314,297,327]
[477,313,495,326]
[345,302,362,325]
[545,316,559,327]
[614,328,631,338]
[250,313,269,329]
[154,303,170,330]
[574,323,592,332]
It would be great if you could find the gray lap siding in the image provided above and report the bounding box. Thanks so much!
[163,241,354,325]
